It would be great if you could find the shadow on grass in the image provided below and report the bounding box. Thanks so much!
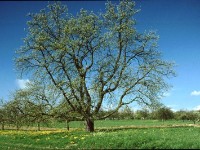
[95,124,199,132]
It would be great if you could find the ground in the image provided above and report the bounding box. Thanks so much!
[1,120,200,149]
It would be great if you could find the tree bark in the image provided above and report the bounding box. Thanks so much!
[66,120,69,131]
[16,123,20,130]
[37,122,41,131]
[2,123,5,130]
[85,118,94,132]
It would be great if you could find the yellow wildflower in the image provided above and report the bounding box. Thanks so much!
[36,139,40,142]
[46,137,50,140]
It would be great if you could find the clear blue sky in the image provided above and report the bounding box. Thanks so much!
[1,0,200,111]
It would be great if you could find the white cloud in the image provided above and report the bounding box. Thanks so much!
[191,90,200,96]
[171,108,178,112]
[16,79,30,89]
[193,105,200,111]
[163,92,171,97]
[166,105,178,112]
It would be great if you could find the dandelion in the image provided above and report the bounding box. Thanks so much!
[36,139,40,142]
[62,134,69,139]
[46,137,50,140]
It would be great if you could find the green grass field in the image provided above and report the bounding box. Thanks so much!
[1,120,200,149]
[40,119,198,129]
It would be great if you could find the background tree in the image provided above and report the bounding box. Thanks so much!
[119,105,134,119]
[135,108,149,120]
[52,99,81,131]
[174,110,188,122]
[154,107,174,121]
[186,111,199,124]
[0,107,6,130]
[106,110,120,120]
[0,99,8,130]
[15,1,175,132]
[7,82,58,130]
[4,99,25,130]
[24,81,59,130]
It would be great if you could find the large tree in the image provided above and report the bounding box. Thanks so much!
[15,1,175,132]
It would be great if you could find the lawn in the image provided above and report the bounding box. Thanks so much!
[41,119,197,130]
[1,120,200,149]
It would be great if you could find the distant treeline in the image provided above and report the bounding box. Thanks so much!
[1,97,200,131]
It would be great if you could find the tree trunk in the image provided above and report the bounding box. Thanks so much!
[37,122,41,131]
[2,122,5,130]
[193,120,196,124]
[16,123,20,130]
[66,120,69,131]
[85,118,94,132]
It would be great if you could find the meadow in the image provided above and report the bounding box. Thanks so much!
[1,120,200,149]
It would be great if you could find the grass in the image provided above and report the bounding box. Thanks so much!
[78,127,200,149]
[37,119,198,129]
[1,120,200,149]
[93,119,196,128]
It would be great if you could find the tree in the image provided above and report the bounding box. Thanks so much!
[0,99,7,130]
[15,1,175,132]
[6,89,37,130]
[7,82,57,131]
[52,99,81,131]
[23,81,59,130]
[0,108,6,130]
[154,107,174,121]
[4,99,25,130]
[186,111,199,124]
[174,110,188,122]
[119,105,134,119]
[135,108,149,120]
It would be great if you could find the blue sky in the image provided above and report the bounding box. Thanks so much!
[1,0,200,111]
